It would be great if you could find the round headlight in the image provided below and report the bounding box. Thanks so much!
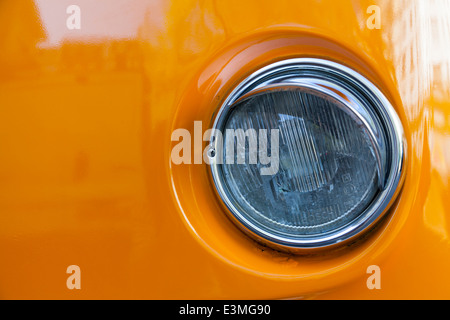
[209,58,405,250]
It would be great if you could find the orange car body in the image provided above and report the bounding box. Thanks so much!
[0,0,449,299]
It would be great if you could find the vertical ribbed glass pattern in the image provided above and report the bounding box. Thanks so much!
[220,89,379,237]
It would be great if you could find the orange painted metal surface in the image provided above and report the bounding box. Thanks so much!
[0,0,449,299]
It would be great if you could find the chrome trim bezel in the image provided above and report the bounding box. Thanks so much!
[208,58,406,250]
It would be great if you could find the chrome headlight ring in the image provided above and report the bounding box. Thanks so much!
[209,58,405,251]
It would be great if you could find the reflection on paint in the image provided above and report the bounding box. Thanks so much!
[382,0,450,241]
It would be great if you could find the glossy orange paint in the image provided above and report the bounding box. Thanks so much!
[0,0,449,299]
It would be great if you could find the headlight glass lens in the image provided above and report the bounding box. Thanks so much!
[222,88,379,236]
[209,58,405,250]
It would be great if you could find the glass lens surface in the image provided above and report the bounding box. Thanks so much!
[219,88,379,237]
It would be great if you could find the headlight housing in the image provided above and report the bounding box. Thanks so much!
[209,58,405,251]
